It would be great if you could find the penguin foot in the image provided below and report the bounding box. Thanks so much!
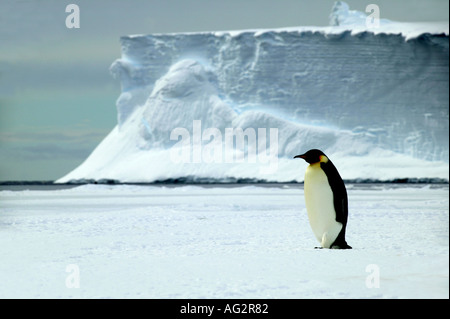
[314,246,324,249]
[330,244,352,249]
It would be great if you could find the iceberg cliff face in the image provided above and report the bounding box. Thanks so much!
[57,3,449,183]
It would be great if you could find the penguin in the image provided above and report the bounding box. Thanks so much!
[294,149,351,249]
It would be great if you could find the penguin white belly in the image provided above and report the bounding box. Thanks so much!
[304,163,343,248]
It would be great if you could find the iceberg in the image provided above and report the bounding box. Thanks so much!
[57,2,449,183]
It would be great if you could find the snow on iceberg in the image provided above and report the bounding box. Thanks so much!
[57,2,449,183]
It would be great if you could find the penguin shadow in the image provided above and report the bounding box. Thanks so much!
[314,245,353,250]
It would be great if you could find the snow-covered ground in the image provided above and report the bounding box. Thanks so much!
[0,184,448,298]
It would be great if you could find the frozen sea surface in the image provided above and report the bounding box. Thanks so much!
[0,184,448,298]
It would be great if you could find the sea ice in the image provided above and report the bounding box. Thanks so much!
[0,184,448,298]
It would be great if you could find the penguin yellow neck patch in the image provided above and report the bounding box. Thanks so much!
[319,155,329,163]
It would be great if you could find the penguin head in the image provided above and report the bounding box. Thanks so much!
[294,149,328,164]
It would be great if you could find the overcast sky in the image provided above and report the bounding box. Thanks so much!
[0,0,448,181]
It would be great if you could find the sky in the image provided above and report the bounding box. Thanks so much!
[0,0,449,181]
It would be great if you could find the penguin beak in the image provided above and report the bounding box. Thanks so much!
[294,154,306,159]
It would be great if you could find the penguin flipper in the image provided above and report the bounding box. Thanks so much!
[320,161,348,225]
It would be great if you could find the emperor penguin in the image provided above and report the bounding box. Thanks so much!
[294,149,351,249]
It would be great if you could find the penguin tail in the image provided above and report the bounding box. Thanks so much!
[330,232,352,249]
[331,242,352,249]
[330,225,352,249]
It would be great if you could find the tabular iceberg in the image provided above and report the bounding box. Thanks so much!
[57,2,449,183]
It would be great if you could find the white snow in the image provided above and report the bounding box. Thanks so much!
[0,184,448,298]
